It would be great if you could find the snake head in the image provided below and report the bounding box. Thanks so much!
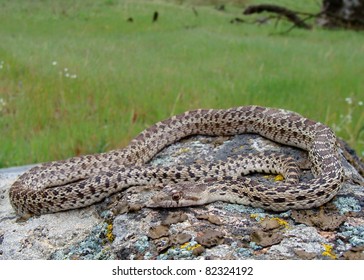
[146,183,209,208]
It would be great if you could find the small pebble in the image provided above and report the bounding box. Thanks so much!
[196,214,222,225]
[192,245,205,256]
[148,225,169,239]
[170,233,192,245]
[195,230,224,248]
[162,212,188,225]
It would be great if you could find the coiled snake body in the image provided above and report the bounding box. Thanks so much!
[9,106,344,216]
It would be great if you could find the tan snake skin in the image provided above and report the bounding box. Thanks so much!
[9,106,344,216]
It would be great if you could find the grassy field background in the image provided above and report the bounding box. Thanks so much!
[0,0,363,167]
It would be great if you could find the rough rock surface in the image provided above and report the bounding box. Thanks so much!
[0,134,363,260]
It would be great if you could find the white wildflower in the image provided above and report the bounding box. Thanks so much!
[342,114,352,123]
[345,97,352,105]
[64,68,68,72]
[332,124,341,132]
[52,61,57,66]
[0,98,6,112]
[70,74,77,79]
[358,101,363,106]
[65,72,70,77]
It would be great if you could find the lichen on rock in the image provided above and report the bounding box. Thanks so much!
[0,133,363,260]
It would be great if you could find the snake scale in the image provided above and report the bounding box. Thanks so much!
[9,105,344,216]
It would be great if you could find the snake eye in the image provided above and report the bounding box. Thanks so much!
[171,192,181,202]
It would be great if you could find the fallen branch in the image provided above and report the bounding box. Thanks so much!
[243,4,312,29]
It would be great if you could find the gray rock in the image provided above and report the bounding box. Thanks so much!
[0,134,363,259]
[0,166,102,259]
[267,225,326,259]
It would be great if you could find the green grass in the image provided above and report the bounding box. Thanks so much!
[0,0,363,167]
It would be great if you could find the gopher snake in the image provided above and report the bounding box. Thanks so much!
[9,106,344,216]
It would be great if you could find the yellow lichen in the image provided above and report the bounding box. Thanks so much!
[250,213,264,221]
[175,147,190,155]
[262,174,285,182]
[233,145,245,152]
[180,242,202,251]
[322,244,337,259]
[180,242,190,249]
[189,244,202,251]
[271,217,290,228]
[274,174,284,181]
[106,223,115,242]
